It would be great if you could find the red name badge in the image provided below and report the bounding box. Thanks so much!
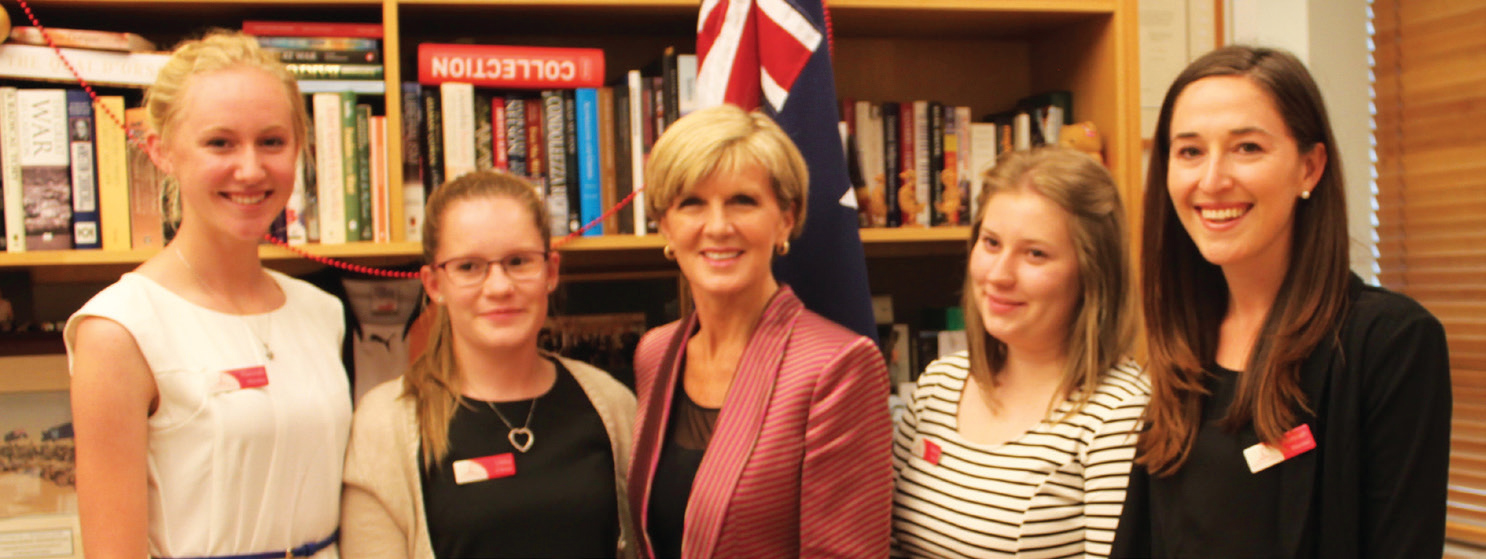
[452,453,517,485]
[912,436,942,466]
[1243,423,1317,473]
[219,366,269,391]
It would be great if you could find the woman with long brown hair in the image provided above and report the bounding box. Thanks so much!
[340,170,636,558]
[1112,45,1451,558]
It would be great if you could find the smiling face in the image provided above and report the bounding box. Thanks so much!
[152,66,300,242]
[968,189,1082,356]
[1166,75,1326,277]
[659,164,795,305]
[421,195,559,355]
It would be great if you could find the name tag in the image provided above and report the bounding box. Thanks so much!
[216,366,269,392]
[453,453,517,484]
[912,436,942,466]
[1243,424,1316,473]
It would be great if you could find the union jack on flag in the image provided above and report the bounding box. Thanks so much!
[695,0,879,342]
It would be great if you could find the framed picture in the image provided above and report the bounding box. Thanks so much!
[0,358,81,559]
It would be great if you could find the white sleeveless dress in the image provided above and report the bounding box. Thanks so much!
[64,270,350,558]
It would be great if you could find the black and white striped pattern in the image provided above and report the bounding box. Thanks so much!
[891,351,1149,559]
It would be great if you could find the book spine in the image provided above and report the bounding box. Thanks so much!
[400,82,426,242]
[677,54,698,118]
[440,82,476,180]
[18,89,73,251]
[563,89,581,235]
[255,37,379,51]
[955,106,972,223]
[541,89,569,236]
[242,21,384,39]
[420,88,444,192]
[417,43,605,89]
[286,63,383,81]
[928,101,945,226]
[1,87,24,251]
[473,91,495,171]
[524,97,543,184]
[66,90,100,249]
[855,100,886,228]
[93,95,130,251]
[575,87,601,237]
[898,102,915,226]
[0,44,168,89]
[354,104,374,241]
[302,123,320,243]
[491,98,507,171]
[264,48,381,65]
[368,115,389,243]
[285,152,308,245]
[311,92,346,244]
[612,86,634,235]
[880,101,900,228]
[340,92,362,242]
[913,100,930,227]
[123,108,163,249]
[596,86,618,236]
[627,70,646,236]
[504,95,527,176]
[969,122,998,215]
[661,46,679,128]
[9,27,155,52]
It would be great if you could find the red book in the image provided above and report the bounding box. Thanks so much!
[417,43,604,89]
[242,21,384,39]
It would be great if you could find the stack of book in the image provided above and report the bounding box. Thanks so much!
[246,20,386,95]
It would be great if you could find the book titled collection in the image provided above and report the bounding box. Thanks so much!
[417,44,605,89]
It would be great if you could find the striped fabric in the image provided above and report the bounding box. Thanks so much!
[891,352,1149,559]
[628,286,894,558]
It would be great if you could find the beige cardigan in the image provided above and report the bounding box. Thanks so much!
[340,355,637,558]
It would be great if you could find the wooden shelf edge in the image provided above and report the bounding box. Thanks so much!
[829,0,1116,13]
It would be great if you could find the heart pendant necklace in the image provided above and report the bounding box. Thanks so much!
[487,397,538,453]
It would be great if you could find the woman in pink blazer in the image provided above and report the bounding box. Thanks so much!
[627,104,894,558]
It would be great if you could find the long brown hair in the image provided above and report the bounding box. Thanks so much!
[1139,46,1350,476]
[405,170,551,468]
[961,147,1134,416]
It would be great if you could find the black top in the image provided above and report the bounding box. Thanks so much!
[420,360,618,559]
[647,386,720,559]
[1114,275,1453,559]
[1150,364,1283,558]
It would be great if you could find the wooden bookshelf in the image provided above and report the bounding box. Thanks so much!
[0,0,1140,325]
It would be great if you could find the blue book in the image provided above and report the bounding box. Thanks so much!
[575,87,601,237]
[66,90,100,249]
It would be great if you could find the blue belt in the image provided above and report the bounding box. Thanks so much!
[156,530,338,559]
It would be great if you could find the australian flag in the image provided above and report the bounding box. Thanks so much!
[696,0,878,342]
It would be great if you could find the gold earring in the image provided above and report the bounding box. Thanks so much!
[1300,190,1311,200]
[433,295,444,304]
[776,240,791,256]
[663,244,676,261]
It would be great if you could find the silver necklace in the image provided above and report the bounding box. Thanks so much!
[171,247,274,361]
[486,398,538,453]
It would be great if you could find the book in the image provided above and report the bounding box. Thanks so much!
[612,85,634,235]
[18,89,73,251]
[1,87,25,252]
[66,90,100,249]
[880,101,901,228]
[284,155,309,245]
[92,95,130,251]
[677,53,699,118]
[562,90,581,235]
[596,87,618,235]
[417,43,605,89]
[854,100,886,228]
[490,96,506,171]
[340,94,362,242]
[368,115,389,243]
[285,63,383,81]
[242,21,384,39]
[626,69,647,236]
[954,106,973,221]
[400,82,426,242]
[353,104,374,241]
[524,97,543,185]
[9,26,157,52]
[420,87,444,192]
[311,92,347,244]
[255,36,379,52]
[297,79,386,95]
[503,95,527,176]
[264,48,381,65]
[912,100,931,227]
[927,101,945,226]
[474,91,495,171]
[0,45,168,88]
[540,89,569,236]
[439,82,476,181]
[301,130,321,243]
[574,87,601,237]
[123,108,164,249]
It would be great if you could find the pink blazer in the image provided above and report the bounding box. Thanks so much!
[627,286,893,558]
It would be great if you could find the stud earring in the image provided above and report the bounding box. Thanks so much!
[662,244,676,261]
[1300,190,1311,200]
[776,240,791,256]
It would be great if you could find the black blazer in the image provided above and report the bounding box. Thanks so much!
[1113,275,1452,558]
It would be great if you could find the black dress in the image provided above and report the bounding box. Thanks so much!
[420,360,619,558]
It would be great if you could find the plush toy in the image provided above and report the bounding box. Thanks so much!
[1058,121,1103,164]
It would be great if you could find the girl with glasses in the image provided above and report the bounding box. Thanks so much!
[340,170,637,558]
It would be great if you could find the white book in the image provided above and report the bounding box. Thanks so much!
[1,87,23,251]
[627,69,647,236]
[285,155,308,245]
[17,89,72,251]
[955,106,973,215]
[912,100,930,226]
[311,92,347,244]
[677,54,699,117]
[969,122,999,211]
[0,44,166,88]
[854,100,885,227]
[440,82,476,180]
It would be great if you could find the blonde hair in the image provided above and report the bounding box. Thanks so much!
[145,30,307,223]
[644,104,808,238]
[962,147,1134,417]
[408,170,552,467]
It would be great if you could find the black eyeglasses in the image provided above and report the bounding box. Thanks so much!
[433,251,550,287]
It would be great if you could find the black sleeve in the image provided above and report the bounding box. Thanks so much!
[1110,460,1153,558]
[1357,298,1451,558]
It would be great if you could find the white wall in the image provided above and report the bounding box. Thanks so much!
[1228,0,1377,282]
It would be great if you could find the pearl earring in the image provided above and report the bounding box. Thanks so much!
[1300,190,1311,200]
